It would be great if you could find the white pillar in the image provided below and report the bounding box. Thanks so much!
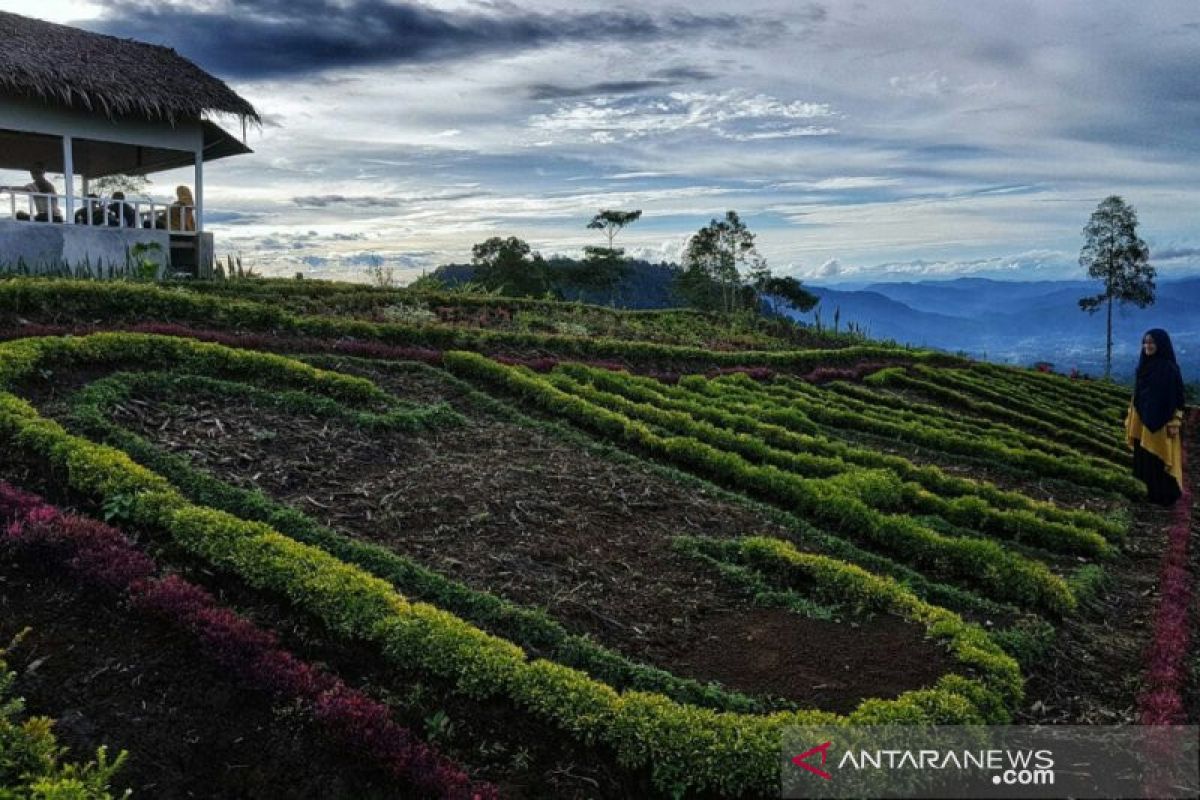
[194,147,204,232]
[62,135,74,222]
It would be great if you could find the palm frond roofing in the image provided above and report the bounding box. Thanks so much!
[0,11,259,124]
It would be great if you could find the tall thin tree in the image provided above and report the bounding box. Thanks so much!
[1077,195,1155,378]
[583,209,642,305]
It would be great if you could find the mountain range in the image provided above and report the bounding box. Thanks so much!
[799,277,1200,382]
[430,261,1197,383]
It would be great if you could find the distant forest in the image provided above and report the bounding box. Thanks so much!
[431,258,685,309]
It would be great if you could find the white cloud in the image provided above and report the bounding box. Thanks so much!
[889,70,952,98]
[771,177,901,191]
[720,125,838,141]
[525,89,837,144]
[815,258,842,277]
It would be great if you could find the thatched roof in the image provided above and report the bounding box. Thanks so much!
[0,11,259,124]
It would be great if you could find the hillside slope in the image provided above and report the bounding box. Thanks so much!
[0,276,1187,799]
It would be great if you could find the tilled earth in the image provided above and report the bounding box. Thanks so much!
[99,369,954,712]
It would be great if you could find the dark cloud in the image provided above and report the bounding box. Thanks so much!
[294,195,405,209]
[526,63,719,99]
[651,66,718,82]
[254,229,369,250]
[84,1,781,79]
[527,79,681,100]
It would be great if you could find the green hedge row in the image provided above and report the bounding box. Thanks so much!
[302,353,1035,624]
[692,372,1142,499]
[916,365,1127,435]
[0,374,1009,799]
[943,367,1129,433]
[163,281,840,351]
[673,535,1022,706]
[555,363,1122,541]
[674,536,1055,669]
[65,372,781,716]
[443,351,1076,614]
[0,332,388,406]
[89,370,463,432]
[770,373,1112,467]
[871,366,1127,462]
[967,363,1130,415]
[547,366,1111,557]
[47,337,1020,645]
[0,279,941,369]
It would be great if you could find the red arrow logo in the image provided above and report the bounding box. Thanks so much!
[792,741,833,780]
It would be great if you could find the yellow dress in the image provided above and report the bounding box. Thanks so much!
[1124,403,1184,489]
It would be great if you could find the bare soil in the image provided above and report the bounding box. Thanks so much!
[17,358,958,714]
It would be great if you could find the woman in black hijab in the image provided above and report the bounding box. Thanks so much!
[1124,328,1186,505]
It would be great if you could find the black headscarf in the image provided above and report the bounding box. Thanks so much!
[1134,328,1186,432]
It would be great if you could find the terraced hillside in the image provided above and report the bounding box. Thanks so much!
[0,277,1192,799]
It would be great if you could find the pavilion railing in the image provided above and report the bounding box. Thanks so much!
[0,190,197,235]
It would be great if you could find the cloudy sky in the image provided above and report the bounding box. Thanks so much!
[11,0,1200,283]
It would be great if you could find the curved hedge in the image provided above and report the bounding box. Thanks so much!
[549,363,1117,554]
[697,372,1141,498]
[444,351,1077,614]
[66,371,784,716]
[0,333,1019,797]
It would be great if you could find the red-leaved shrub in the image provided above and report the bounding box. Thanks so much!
[0,483,498,800]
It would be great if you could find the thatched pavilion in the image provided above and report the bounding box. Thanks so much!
[0,11,259,276]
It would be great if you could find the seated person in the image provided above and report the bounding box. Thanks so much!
[106,191,138,228]
[74,193,105,225]
[2,164,63,222]
[160,185,196,231]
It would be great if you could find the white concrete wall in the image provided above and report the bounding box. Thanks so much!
[0,219,169,275]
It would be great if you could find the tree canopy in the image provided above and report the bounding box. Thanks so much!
[677,211,764,313]
[673,211,815,317]
[586,210,643,249]
[471,236,550,297]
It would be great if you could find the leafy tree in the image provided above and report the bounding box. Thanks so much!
[471,236,550,297]
[677,211,764,313]
[579,209,642,304]
[761,274,819,316]
[1077,195,1155,378]
[587,209,643,250]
